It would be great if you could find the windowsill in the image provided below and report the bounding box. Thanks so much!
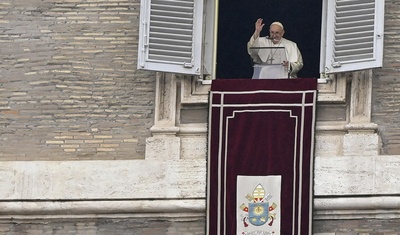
[200,78,330,85]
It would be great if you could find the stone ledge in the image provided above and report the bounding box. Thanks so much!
[315,196,400,210]
[2,196,400,221]
[0,199,205,219]
[314,196,400,220]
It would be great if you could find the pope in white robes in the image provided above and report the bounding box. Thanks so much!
[247,19,303,78]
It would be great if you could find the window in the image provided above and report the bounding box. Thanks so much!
[138,0,384,77]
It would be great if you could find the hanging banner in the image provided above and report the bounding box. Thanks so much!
[207,79,317,235]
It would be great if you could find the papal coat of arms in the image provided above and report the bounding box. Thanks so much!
[238,183,278,235]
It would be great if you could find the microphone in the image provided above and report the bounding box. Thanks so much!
[266,36,279,42]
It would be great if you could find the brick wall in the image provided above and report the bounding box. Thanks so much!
[0,0,155,160]
[372,0,400,155]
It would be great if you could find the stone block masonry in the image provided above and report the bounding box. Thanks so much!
[1,218,400,235]
[2,0,400,234]
[0,217,207,235]
[314,219,400,235]
[0,0,155,160]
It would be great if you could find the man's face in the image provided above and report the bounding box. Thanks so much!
[269,25,284,43]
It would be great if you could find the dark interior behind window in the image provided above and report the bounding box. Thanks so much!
[216,0,322,79]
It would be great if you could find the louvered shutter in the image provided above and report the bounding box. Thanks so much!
[138,0,204,75]
[320,0,384,74]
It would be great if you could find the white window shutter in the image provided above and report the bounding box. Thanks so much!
[138,0,204,75]
[320,0,384,74]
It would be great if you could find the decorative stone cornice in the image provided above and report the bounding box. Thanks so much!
[0,199,205,219]
[314,196,400,219]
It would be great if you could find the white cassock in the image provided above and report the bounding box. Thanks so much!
[247,35,303,78]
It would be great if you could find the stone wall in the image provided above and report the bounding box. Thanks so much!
[314,219,400,235]
[2,217,400,235]
[0,217,206,235]
[0,0,154,160]
[1,0,400,234]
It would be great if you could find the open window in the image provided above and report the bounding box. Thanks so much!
[138,0,384,78]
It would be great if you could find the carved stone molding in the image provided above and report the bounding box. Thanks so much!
[146,74,210,160]
[0,199,205,219]
[180,76,211,105]
[343,70,381,155]
[317,74,346,103]
[150,72,179,134]
[314,196,400,220]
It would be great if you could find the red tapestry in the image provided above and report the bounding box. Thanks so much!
[207,79,317,235]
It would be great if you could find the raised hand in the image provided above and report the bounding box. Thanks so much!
[254,18,265,39]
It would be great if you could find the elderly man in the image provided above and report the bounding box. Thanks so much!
[247,18,303,78]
